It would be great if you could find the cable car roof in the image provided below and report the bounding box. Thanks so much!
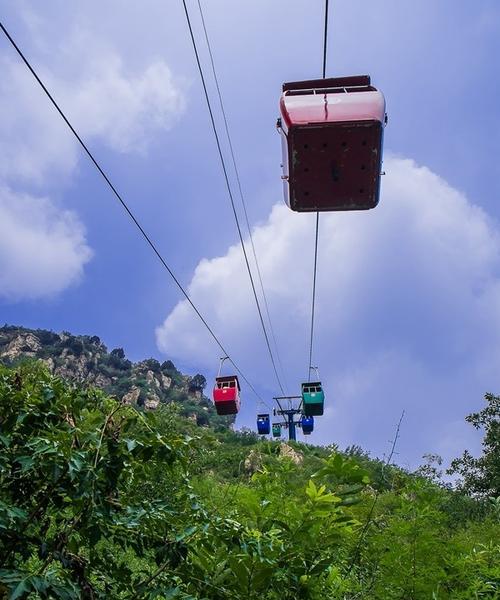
[283,74,371,93]
[214,374,241,391]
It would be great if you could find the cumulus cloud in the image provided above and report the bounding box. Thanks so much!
[52,53,185,154]
[0,57,78,185]
[0,50,185,184]
[0,22,185,299]
[156,157,500,463]
[0,186,92,300]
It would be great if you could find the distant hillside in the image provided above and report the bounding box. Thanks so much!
[0,325,231,429]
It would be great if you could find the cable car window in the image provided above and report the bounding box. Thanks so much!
[229,381,235,388]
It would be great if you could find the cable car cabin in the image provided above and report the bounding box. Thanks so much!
[278,75,386,212]
[272,423,282,438]
[301,382,324,416]
[257,413,271,435]
[213,375,241,415]
[301,415,314,435]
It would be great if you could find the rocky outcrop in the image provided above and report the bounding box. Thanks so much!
[0,325,229,428]
[144,394,160,410]
[244,449,263,474]
[122,386,141,405]
[146,370,160,388]
[279,443,303,465]
[161,374,172,389]
[41,358,55,372]
[0,333,41,360]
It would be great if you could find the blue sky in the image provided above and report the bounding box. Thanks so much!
[1,0,500,469]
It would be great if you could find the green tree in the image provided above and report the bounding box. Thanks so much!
[0,363,195,599]
[189,374,206,392]
[448,393,500,497]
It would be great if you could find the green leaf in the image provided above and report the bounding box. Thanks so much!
[10,579,31,600]
[15,455,34,472]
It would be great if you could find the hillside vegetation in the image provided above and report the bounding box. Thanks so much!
[0,361,499,599]
[0,326,230,430]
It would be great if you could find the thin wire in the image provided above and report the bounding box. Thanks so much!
[0,20,269,409]
[181,0,286,398]
[322,0,330,79]
[347,411,405,575]
[196,0,289,396]
[307,0,329,380]
[307,212,320,380]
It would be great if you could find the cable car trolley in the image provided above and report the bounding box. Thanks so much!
[301,415,314,435]
[257,413,271,435]
[212,357,241,416]
[277,75,387,212]
[301,381,325,416]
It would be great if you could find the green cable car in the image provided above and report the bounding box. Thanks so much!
[301,381,324,416]
[272,423,282,437]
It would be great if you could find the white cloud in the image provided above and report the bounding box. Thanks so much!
[156,157,500,463]
[0,186,92,300]
[0,21,185,299]
[0,57,78,185]
[0,49,185,184]
[52,53,186,154]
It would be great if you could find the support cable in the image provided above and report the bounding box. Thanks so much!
[0,20,271,409]
[307,212,320,381]
[322,0,329,79]
[181,0,286,397]
[196,0,289,396]
[307,0,329,380]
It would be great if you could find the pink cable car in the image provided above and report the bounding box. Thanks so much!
[213,375,241,416]
[278,75,387,212]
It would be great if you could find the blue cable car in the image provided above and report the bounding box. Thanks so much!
[272,423,282,438]
[257,413,270,435]
[301,415,314,435]
[301,382,324,416]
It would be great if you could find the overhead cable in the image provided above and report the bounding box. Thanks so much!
[307,0,329,380]
[196,0,289,395]
[181,0,286,397]
[0,20,269,408]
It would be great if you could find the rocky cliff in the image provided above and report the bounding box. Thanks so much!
[0,325,230,429]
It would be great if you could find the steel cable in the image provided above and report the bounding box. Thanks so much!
[196,0,289,396]
[181,0,286,398]
[307,0,329,380]
[0,20,269,408]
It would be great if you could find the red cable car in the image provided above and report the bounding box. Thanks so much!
[213,375,241,416]
[278,75,387,212]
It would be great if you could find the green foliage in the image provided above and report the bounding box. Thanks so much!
[0,326,230,432]
[449,393,500,498]
[0,363,193,598]
[0,363,499,599]
[188,375,206,392]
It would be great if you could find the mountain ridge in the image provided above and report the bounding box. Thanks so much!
[0,324,231,429]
